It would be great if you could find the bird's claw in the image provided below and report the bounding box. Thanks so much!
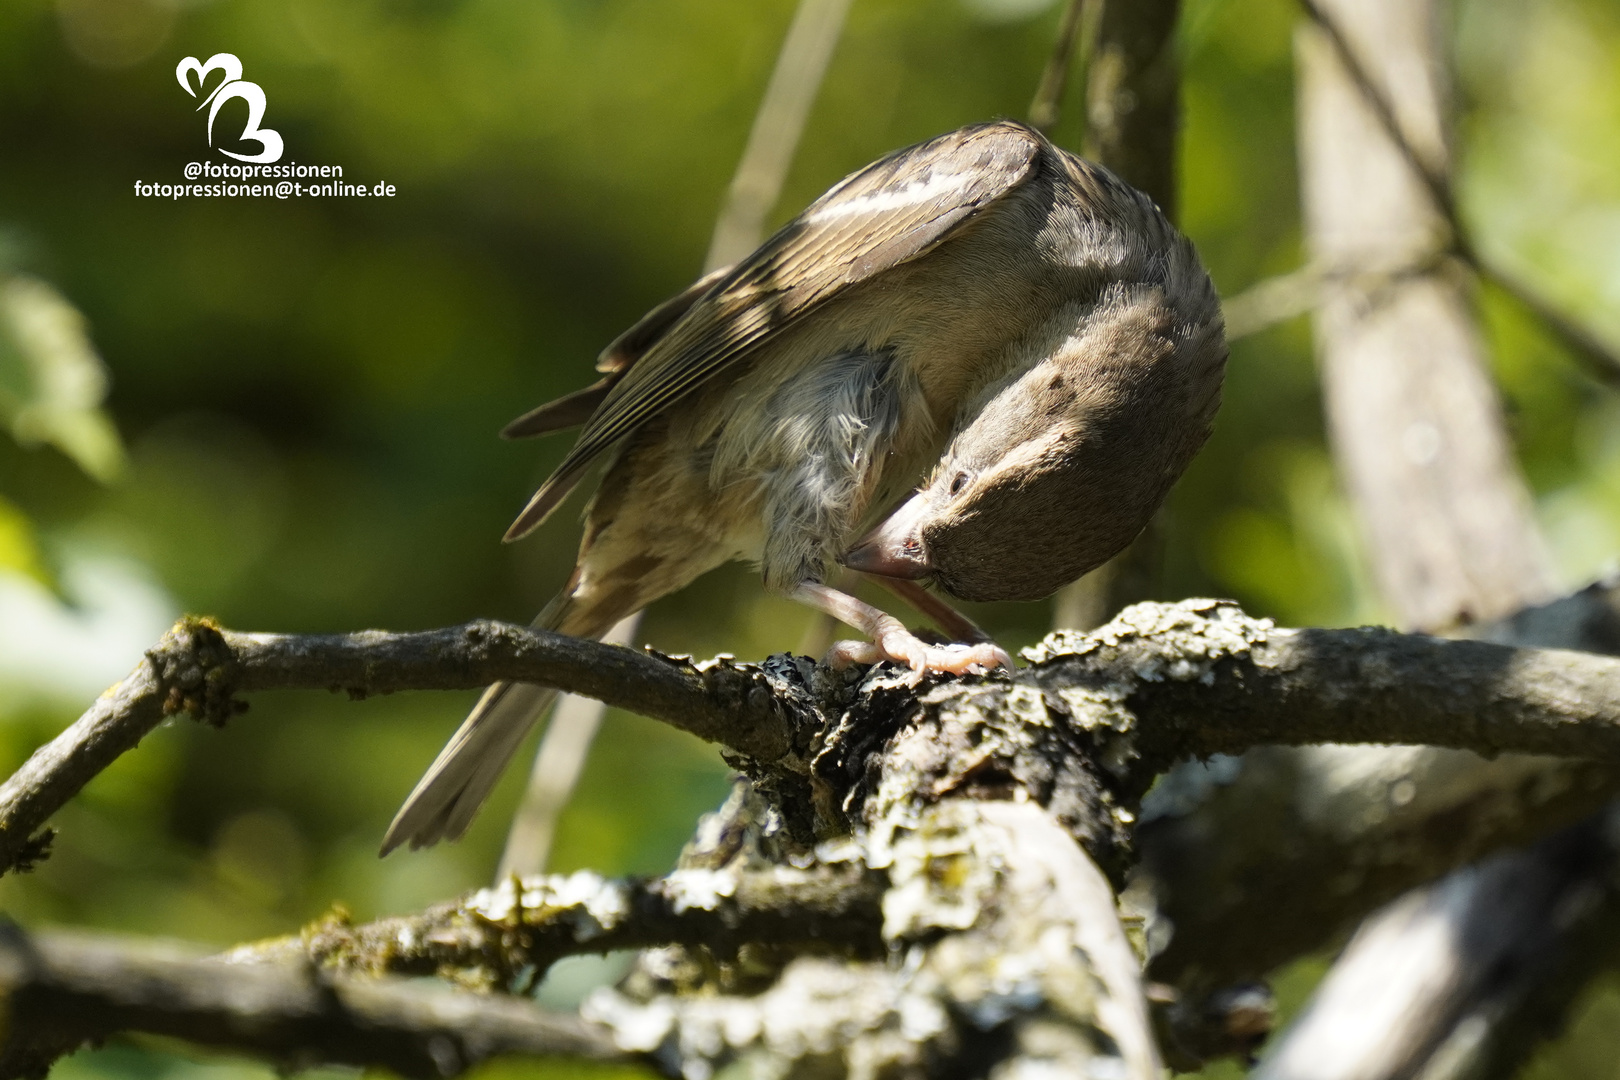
[825,624,1011,681]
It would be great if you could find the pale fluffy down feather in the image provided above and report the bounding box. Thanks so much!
[751,350,914,590]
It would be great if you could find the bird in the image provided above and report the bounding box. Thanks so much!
[381,119,1226,854]
[838,282,1226,612]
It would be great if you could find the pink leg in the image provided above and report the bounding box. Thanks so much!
[865,575,992,644]
[791,583,1012,677]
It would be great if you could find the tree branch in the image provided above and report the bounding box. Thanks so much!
[0,922,629,1080]
[1018,601,1620,770]
[1028,0,1102,133]
[582,798,1158,1080]
[1235,578,1620,1079]
[1294,0,1620,389]
[19,601,1620,879]
[703,0,852,274]
[1225,3,1620,377]
[227,864,884,988]
[0,617,808,877]
[1252,814,1620,1080]
[26,596,1620,1075]
[1134,575,1620,1066]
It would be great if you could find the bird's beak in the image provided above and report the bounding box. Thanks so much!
[840,494,933,579]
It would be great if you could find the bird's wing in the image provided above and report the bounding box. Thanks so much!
[501,263,737,440]
[594,262,736,375]
[504,120,1047,540]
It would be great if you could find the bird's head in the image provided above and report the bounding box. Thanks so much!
[840,289,1226,602]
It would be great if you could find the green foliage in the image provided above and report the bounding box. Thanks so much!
[0,0,1616,1076]
[0,273,125,483]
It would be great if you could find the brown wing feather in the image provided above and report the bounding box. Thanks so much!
[501,264,737,442]
[504,120,1047,540]
[595,263,733,374]
[501,377,615,439]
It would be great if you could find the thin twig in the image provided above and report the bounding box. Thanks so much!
[1221,249,1450,341]
[1029,0,1103,133]
[498,611,642,879]
[0,618,806,877]
[1295,0,1620,387]
[1221,263,1326,340]
[703,0,854,274]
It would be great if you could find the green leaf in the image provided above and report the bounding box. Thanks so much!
[0,273,126,482]
[0,491,55,590]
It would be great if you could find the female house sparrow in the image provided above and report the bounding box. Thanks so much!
[383,121,1225,853]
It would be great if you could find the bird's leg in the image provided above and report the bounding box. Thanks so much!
[791,582,1011,676]
[865,574,994,644]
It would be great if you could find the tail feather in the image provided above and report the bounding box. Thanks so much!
[380,591,618,856]
[380,681,561,854]
[503,461,592,543]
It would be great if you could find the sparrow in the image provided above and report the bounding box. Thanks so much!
[839,284,1225,608]
[382,120,1226,854]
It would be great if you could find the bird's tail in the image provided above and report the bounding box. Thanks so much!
[379,590,619,855]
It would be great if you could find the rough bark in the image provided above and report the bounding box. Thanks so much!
[1253,1,1596,1075]
[1136,578,1620,1070]
[1243,579,1620,1080]
[20,603,1620,879]
[590,796,1160,1080]
[11,618,1186,1079]
[229,861,885,989]
[19,594,1620,1075]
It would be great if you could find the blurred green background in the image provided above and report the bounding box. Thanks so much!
[0,0,1617,1076]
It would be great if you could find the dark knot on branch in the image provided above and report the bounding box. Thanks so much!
[148,617,247,727]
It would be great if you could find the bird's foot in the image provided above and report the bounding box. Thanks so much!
[825,617,1011,679]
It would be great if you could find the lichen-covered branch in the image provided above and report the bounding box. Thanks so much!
[17,601,1620,881]
[587,799,1160,1080]
[22,596,1620,1075]
[228,864,884,989]
[1022,602,1620,769]
[0,922,628,1080]
[1134,577,1620,1068]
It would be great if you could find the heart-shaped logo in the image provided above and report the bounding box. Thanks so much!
[175,53,243,110]
[174,53,283,164]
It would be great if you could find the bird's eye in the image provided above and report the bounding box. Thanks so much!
[948,471,969,496]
